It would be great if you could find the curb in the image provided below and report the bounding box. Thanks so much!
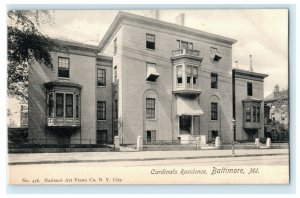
[8,153,288,166]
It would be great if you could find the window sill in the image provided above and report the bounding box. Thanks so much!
[97,120,107,121]
[146,80,157,84]
[58,77,70,80]
[97,85,107,88]
[146,118,156,121]
[146,48,155,51]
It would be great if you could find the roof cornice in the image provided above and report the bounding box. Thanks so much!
[233,68,268,81]
[98,11,237,53]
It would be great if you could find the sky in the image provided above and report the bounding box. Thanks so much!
[39,9,288,97]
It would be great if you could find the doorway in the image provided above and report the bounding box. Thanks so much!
[179,115,192,134]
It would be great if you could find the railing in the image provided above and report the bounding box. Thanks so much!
[143,140,181,145]
[172,48,200,56]
[8,138,113,148]
[47,117,80,127]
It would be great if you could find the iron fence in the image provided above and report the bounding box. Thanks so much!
[8,138,113,149]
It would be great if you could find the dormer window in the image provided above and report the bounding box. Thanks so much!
[210,47,222,62]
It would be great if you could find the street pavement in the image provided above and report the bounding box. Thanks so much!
[8,148,289,165]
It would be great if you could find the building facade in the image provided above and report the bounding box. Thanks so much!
[232,69,268,141]
[28,40,113,144]
[28,11,268,145]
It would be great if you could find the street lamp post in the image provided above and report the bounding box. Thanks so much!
[232,118,236,156]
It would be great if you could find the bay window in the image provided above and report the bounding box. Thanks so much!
[186,65,192,84]
[56,93,64,117]
[246,107,251,122]
[192,66,198,84]
[66,94,73,117]
[176,66,183,84]
[45,81,81,127]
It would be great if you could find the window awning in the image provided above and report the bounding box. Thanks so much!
[146,64,159,81]
[176,96,204,116]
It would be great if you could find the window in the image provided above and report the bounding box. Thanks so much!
[181,41,189,49]
[253,106,256,122]
[186,65,192,84]
[48,93,54,116]
[146,98,155,119]
[76,95,79,118]
[211,73,218,89]
[97,101,106,120]
[176,66,183,84]
[56,93,64,117]
[114,66,117,82]
[114,38,117,55]
[246,107,251,122]
[58,57,70,78]
[97,130,107,144]
[146,62,159,82]
[115,99,118,118]
[52,92,79,118]
[177,40,193,49]
[97,69,106,86]
[66,94,73,117]
[210,47,222,62]
[256,107,260,122]
[146,34,155,50]
[193,66,198,84]
[20,105,28,126]
[211,103,218,120]
[247,82,253,96]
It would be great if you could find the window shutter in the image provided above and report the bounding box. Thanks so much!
[143,131,147,142]
[151,131,156,142]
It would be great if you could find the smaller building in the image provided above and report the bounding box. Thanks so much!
[232,69,268,141]
[264,85,288,127]
[7,96,28,128]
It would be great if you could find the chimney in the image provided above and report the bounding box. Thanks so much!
[249,54,253,72]
[175,13,185,26]
[273,84,280,98]
[151,10,159,20]
[235,60,238,68]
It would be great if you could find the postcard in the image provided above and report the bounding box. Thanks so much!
[7,9,289,184]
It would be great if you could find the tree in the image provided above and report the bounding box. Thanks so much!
[7,10,54,100]
[265,120,289,142]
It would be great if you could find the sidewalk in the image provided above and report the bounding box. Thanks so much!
[8,148,289,165]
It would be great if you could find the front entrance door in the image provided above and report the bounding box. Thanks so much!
[179,115,192,134]
[143,130,156,143]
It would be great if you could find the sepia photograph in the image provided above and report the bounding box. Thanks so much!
[7,9,290,184]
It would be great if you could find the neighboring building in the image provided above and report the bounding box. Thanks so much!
[7,96,28,128]
[264,85,288,127]
[28,11,268,145]
[28,39,113,144]
[232,69,268,141]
